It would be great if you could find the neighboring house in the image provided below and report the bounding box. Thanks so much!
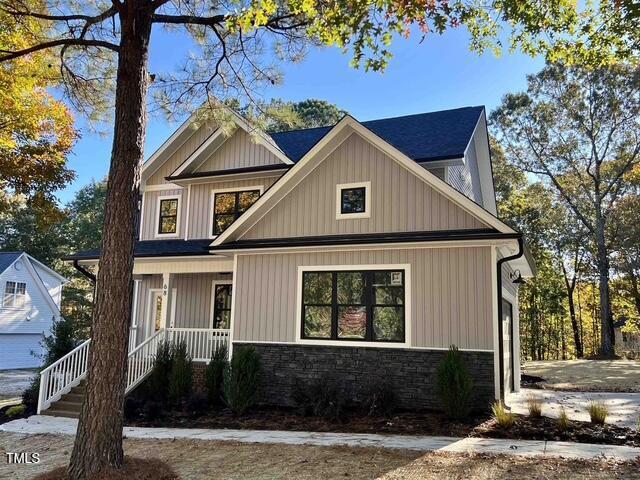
[52,105,534,416]
[0,252,67,370]
[614,318,640,358]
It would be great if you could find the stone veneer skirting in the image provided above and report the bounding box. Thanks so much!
[235,342,495,411]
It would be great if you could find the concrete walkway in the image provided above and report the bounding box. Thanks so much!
[2,415,639,461]
[507,388,640,429]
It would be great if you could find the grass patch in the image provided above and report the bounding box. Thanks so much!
[526,395,542,418]
[492,401,515,428]
[587,401,608,425]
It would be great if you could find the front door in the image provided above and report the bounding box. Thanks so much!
[146,288,176,340]
[211,282,232,329]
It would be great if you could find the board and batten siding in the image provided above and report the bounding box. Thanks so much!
[241,133,488,240]
[194,128,284,172]
[233,246,494,350]
[139,188,187,241]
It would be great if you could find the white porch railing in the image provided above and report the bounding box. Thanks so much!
[167,328,229,362]
[37,339,91,414]
[37,328,230,413]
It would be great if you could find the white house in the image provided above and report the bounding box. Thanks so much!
[0,252,67,370]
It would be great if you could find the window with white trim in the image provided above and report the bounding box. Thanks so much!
[336,182,371,219]
[3,281,26,308]
[157,197,179,235]
[213,189,260,235]
[301,269,405,342]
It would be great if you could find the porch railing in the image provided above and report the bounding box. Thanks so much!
[37,328,230,414]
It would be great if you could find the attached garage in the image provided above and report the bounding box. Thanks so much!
[0,334,44,370]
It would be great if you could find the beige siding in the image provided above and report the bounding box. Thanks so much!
[194,129,283,172]
[187,176,281,239]
[233,247,494,350]
[140,189,186,240]
[146,124,214,185]
[242,133,487,240]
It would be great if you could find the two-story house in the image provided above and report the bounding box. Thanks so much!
[50,105,533,416]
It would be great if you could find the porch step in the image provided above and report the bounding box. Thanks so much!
[41,380,85,419]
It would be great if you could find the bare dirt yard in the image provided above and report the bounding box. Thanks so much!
[2,432,639,480]
[522,359,640,392]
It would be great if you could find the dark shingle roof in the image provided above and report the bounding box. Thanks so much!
[65,240,214,261]
[0,252,23,274]
[270,106,484,163]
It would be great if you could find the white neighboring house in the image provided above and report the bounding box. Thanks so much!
[0,252,67,370]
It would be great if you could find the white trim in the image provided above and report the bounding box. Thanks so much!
[501,286,520,394]
[131,279,141,328]
[2,280,27,308]
[208,185,264,240]
[211,116,515,247]
[138,191,146,240]
[23,254,68,284]
[21,254,63,315]
[146,289,163,339]
[171,128,229,177]
[143,183,184,192]
[417,157,464,168]
[491,246,500,400]
[294,263,411,349]
[184,184,192,240]
[232,340,493,353]
[154,194,182,239]
[335,181,371,220]
[228,254,238,359]
[210,279,233,329]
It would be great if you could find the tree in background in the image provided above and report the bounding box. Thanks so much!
[492,63,640,357]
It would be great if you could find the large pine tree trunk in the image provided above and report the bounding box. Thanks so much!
[68,4,152,479]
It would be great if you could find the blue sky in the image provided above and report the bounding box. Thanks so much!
[59,26,543,203]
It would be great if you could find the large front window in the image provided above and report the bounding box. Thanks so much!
[301,269,405,342]
[213,189,260,235]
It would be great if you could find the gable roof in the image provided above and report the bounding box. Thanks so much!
[212,115,517,247]
[269,106,484,163]
[0,252,22,274]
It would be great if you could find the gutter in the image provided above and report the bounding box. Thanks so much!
[73,259,96,284]
[496,235,524,403]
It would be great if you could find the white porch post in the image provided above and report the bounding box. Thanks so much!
[160,273,175,331]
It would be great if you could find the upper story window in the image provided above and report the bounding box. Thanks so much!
[301,269,405,343]
[156,196,180,237]
[3,281,26,308]
[212,189,261,236]
[336,182,371,219]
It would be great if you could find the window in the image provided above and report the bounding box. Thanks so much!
[156,197,179,236]
[3,281,26,308]
[336,182,371,219]
[301,269,405,342]
[212,189,260,236]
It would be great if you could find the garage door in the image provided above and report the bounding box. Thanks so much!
[0,334,43,370]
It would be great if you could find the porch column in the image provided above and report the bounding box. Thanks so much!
[160,272,175,330]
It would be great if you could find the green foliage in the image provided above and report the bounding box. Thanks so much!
[492,401,515,428]
[361,380,396,417]
[146,341,175,404]
[557,407,570,432]
[292,375,347,421]
[41,317,78,368]
[223,346,261,415]
[21,375,40,415]
[205,345,228,406]
[168,341,193,405]
[436,345,473,419]
[6,404,26,418]
[587,401,608,425]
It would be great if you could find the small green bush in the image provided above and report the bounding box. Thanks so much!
[436,345,473,419]
[205,345,228,406]
[492,401,515,428]
[168,341,193,404]
[362,380,396,417]
[587,401,608,425]
[21,375,40,415]
[557,407,570,433]
[224,346,261,415]
[146,341,174,404]
[186,392,209,417]
[292,375,347,421]
[143,400,163,420]
[6,404,26,418]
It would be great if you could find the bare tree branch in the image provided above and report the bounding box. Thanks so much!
[0,39,119,62]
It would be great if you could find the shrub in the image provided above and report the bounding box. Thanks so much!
[168,341,193,405]
[41,317,79,367]
[436,345,473,419]
[205,345,228,406]
[186,392,209,417]
[361,380,396,417]
[146,341,174,404]
[124,397,143,421]
[223,346,261,415]
[587,401,608,425]
[143,400,163,420]
[292,375,347,421]
[526,395,542,418]
[21,375,40,415]
[492,401,515,428]
[557,407,570,433]
[6,405,26,418]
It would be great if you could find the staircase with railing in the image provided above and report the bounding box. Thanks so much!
[37,327,230,416]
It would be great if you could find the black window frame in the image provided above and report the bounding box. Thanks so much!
[157,197,179,235]
[340,186,367,215]
[212,283,232,329]
[301,269,405,343]
[213,189,260,236]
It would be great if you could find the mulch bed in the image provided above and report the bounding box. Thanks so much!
[127,406,486,437]
[0,403,28,426]
[473,414,640,447]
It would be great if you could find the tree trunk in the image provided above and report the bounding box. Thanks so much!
[68,4,152,479]
[561,260,583,358]
[595,215,615,357]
